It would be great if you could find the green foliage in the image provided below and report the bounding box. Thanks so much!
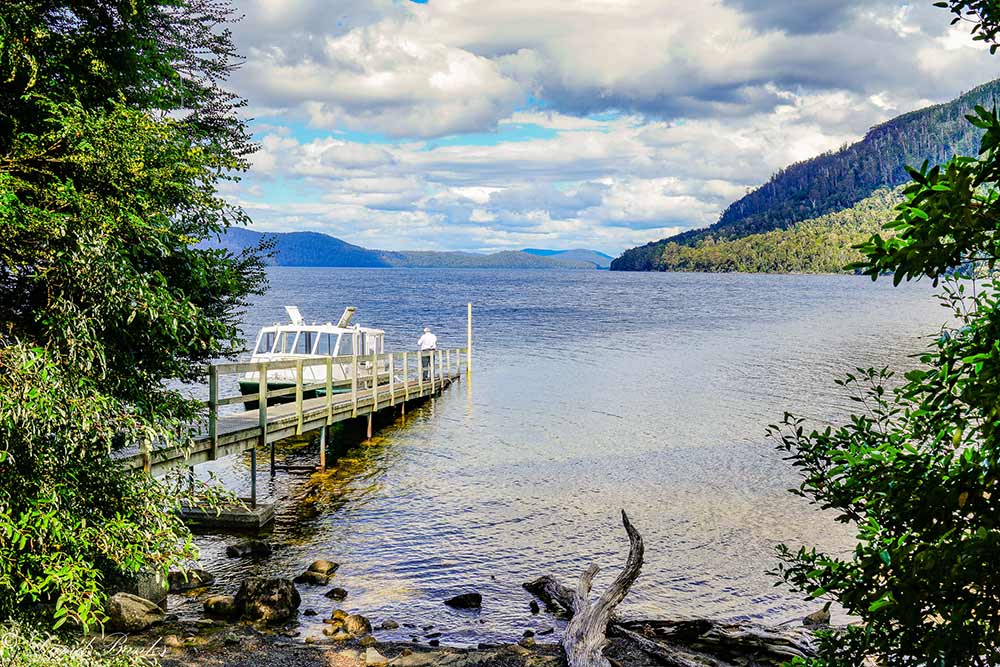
[646,189,901,273]
[772,5,1000,665]
[612,79,1000,271]
[0,0,267,630]
[0,622,158,667]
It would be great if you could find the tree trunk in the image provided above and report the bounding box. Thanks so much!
[523,511,818,667]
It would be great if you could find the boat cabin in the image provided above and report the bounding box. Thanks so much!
[250,306,384,360]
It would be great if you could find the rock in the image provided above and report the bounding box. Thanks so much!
[225,540,272,559]
[324,587,348,601]
[378,619,399,630]
[331,609,349,622]
[444,592,482,609]
[344,613,372,637]
[167,568,215,593]
[358,635,377,647]
[364,647,389,666]
[308,560,339,576]
[523,629,535,638]
[529,600,540,615]
[234,577,301,623]
[303,608,318,616]
[203,594,237,618]
[106,592,165,632]
[537,626,554,636]
[519,637,536,648]
[393,653,435,667]
[293,570,330,586]
[428,639,440,647]
[322,627,351,641]
[163,635,183,649]
[224,633,240,646]
[804,602,832,626]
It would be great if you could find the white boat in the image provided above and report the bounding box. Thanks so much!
[239,306,385,409]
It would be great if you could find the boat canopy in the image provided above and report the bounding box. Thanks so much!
[250,307,384,358]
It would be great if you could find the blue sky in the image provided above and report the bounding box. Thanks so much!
[223,0,998,255]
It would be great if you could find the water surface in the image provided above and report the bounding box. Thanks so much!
[176,269,944,645]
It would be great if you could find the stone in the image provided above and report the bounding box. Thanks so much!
[519,637,536,648]
[225,540,272,559]
[322,627,351,641]
[163,635,183,649]
[522,629,535,638]
[537,626,554,636]
[364,648,389,666]
[529,601,540,615]
[303,608,318,616]
[331,609,349,622]
[378,619,399,630]
[358,635,377,647]
[344,613,372,637]
[444,592,482,609]
[224,633,240,646]
[393,654,435,667]
[324,587,348,601]
[308,560,339,576]
[427,639,440,647]
[804,602,832,626]
[106,592,165,632]
[234,577,301,623]
[203,594,237,618]
[294,570,330,586]
[167,568,215,593]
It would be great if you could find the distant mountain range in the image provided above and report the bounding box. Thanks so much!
[612,78,1000,271]
[206,228,606,269]
[521,248,613,268]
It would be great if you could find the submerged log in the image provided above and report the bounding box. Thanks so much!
[523,511,818,667]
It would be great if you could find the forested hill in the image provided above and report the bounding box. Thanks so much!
[636,189,902,274]
[612,78,1000,271]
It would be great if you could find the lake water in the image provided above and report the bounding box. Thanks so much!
[174,268,945,646]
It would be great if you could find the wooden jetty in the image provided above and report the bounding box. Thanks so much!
[119,304,474,528]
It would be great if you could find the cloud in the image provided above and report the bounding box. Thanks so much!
[223,0,1000,254]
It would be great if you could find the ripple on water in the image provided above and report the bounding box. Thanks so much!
[176,269,944,645]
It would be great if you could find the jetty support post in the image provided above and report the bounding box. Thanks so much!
[295,359,304,436]
[325,357,333,425]
[208,365,218,460]
[249,448,257,508]
[258,362,273,476]
[467,302,473,376]
[319,425,327,472]
[351,355,359,418]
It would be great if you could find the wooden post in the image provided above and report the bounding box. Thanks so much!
[418,350,424,395]
[319,425,327,472]
[258,362,270,475]
[467,302,473,376]
[352,354,359,417]
[388,353,395,406]
[208,365,218,460]
[403,351,410,402]
[295,359,304,436]
[371,351,378,410]
[141,439,151,474]
[325,357,333,425]
[250,448,257,508]
[438,350,444,390]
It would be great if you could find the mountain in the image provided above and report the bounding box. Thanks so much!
[521,248,614,269]
[612,79,1000,271]
[204,228,595,269]
[642,189,902,274]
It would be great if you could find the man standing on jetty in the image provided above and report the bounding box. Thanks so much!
[418,327,437,380]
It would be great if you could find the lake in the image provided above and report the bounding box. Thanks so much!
[175,268,944,646]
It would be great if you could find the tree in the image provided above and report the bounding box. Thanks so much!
[0,1,267,628]
[770,2,1000,665]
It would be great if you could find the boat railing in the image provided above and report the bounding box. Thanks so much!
[205,348,469,458]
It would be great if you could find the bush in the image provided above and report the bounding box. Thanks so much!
[0,622,157,667]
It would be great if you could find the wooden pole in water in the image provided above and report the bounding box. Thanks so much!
[250,448,257,508]
[319,425,327,472]
[366,413,373,440]
[208,365,218,460]
[467,302,473,376]
[258,361,271,476]
[295,359,304,436]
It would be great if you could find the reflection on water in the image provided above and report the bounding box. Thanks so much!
[176,269,945,646]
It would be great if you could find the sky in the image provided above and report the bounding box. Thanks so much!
[222,0,999,255]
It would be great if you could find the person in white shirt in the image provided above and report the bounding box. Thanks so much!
[418,327,437,380]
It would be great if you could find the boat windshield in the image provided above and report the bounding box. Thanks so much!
[337,333,353,356]
[255,331,276,355]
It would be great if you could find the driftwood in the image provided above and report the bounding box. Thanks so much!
[523,511,819,667]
